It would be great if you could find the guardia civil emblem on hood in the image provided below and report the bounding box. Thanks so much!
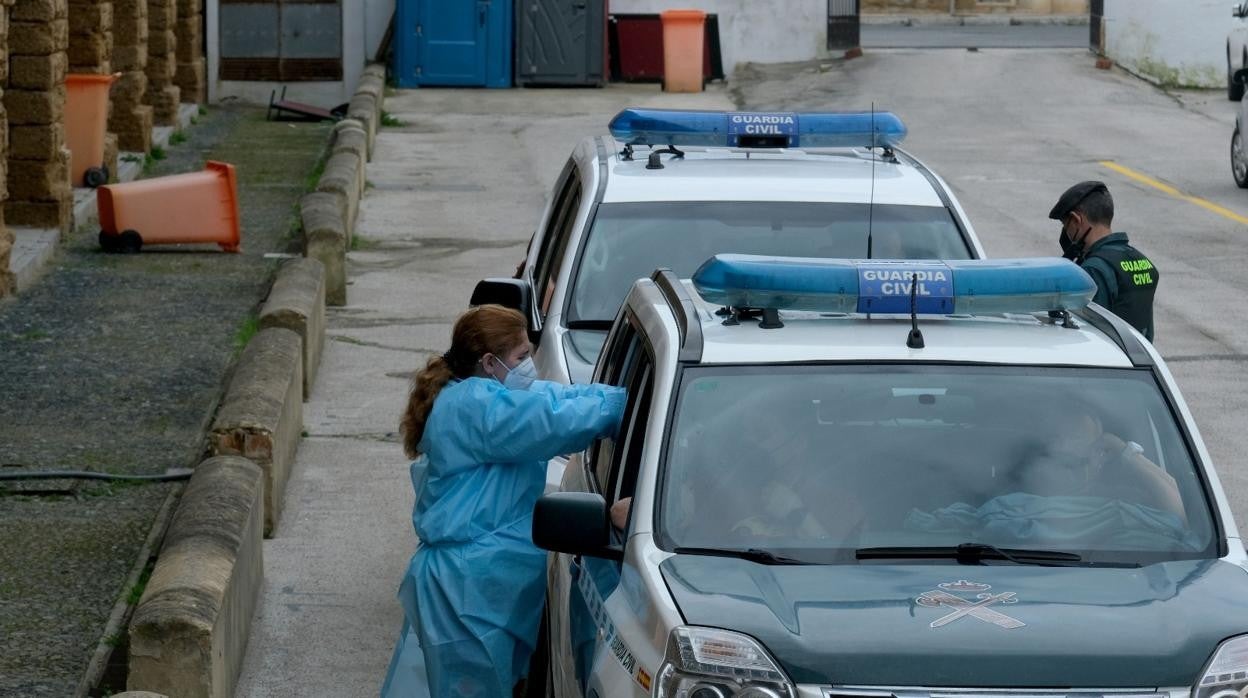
[916,580,1025,629]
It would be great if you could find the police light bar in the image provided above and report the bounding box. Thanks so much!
[608,108,908,149]
[692,254,1096,316]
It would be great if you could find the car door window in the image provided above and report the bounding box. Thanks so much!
[532,165,583,319]
[586,323,640,490]
[605,357,654,528]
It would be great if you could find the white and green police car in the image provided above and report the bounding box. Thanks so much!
[526,255,1245,698]
[471,109,986,387]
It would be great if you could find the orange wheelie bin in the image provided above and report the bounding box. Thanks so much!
[66,73,119,188]
[96,161,241,253]
[660,10,707,93]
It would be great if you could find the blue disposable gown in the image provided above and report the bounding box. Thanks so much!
[382,377,626,698]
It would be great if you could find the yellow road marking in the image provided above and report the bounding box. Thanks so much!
[1100,160,1248,226]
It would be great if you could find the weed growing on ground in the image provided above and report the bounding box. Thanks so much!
[198,105,208,116]
[150,145,167,160]
[233,313,260,355]
[169,131,188,146]
[381,111,405,128]
[350,235,380,251]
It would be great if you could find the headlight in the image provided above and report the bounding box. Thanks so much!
[654,626,796,698]
[1197,635,1248,698]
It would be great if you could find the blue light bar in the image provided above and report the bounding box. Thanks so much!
[608,108,908,149]
[692,255,1096,316]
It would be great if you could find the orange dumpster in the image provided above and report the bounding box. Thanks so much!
[660,10,707,93]
[96,161,241,253]
[66,73,120,188]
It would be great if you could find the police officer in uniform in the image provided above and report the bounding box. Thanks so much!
[1049,181,1159,341]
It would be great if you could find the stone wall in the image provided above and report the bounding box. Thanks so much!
[110,0,151,152]
[5,0,73,232]
[173,0,201,103]
[0,0,12,296]
[143,0,178,125]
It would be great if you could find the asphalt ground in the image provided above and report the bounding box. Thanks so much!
[0,106,329,696]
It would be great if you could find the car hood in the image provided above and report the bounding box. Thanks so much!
[562,329,607,384]
[661,555,1248,687]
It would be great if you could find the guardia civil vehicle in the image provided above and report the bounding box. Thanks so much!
[471,109,985,387]
[527,255,1246,698]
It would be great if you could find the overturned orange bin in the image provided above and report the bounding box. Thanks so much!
[660,9,706,93]
[97,161,241,253]
[66,73,120,188]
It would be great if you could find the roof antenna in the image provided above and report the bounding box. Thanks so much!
[906,275,926,349]
[867,103,877,260]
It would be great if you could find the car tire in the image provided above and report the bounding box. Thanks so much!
[1233,128,1248,189]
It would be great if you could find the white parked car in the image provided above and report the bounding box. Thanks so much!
[1231,67,1248,187]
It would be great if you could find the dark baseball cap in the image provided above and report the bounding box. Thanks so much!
[1048,180,1108,220]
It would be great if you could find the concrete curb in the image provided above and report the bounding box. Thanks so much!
[316,150,364,238]
[127,456,264,698]
[115,692,170,697]
[861,13,1089,26]
[301,191,350,307]
[297,62,387,308]
[209,328,304,537]
[260,257,327,401]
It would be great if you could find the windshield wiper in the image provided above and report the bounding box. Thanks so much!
[565,320,613,330]
[855,542,1087,567]
[674,546,812,565]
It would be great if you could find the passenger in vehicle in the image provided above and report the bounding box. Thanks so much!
[1022,406,1185,520]
[381,304,625,698]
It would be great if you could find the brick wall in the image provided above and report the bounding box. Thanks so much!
[4,0,73,232]
[109,0,151,151]
[0,0,12,296]
[173,0,201,103]
[143,0,178,125]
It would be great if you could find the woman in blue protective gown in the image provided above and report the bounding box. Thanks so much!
[381,304,626,698]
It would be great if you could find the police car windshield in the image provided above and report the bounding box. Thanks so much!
[659,365,1216,566]
[568,202,969,323]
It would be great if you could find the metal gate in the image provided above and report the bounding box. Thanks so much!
[827,0,860,52]
[1090,0,1104,53]
[515,0,606,86]
[220,0,343,81]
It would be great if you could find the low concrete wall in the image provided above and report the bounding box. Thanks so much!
[209,328,303,537]
[127,456,264,698]
[1103,0,1224,88]
[260,257,326,401]
[302,192,349,307]
[299,62,386,307]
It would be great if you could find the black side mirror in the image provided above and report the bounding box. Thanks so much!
[471,278,531,315]
[1235,68,1248,86]
[533,492,622,561]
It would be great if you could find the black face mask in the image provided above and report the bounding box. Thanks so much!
[1059,225,1088,261]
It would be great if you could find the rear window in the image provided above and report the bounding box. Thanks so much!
[568,201,970,323]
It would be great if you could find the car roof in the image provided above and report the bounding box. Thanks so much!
[682,286,1135,368]
[598,143,946,207]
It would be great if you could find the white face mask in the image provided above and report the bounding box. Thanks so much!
[497,356,538,391]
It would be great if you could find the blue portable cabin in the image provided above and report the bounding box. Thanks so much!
[394,0,513,88]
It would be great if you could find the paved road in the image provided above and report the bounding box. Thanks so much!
[862,23,1089,49]
[736,50,1248,522]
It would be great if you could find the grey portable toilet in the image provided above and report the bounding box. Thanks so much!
[515,0,607,86]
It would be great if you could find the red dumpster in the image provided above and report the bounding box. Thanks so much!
[66,73,120,188]
[96,161,241,253]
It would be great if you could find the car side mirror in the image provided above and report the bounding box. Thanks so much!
[532,492,623,561]
[1235,68,1248,86]
[471,278,532,316]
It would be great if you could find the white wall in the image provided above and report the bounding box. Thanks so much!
[609,0,830,76]
[1103,0,1226,87]
[206,0,384,106]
